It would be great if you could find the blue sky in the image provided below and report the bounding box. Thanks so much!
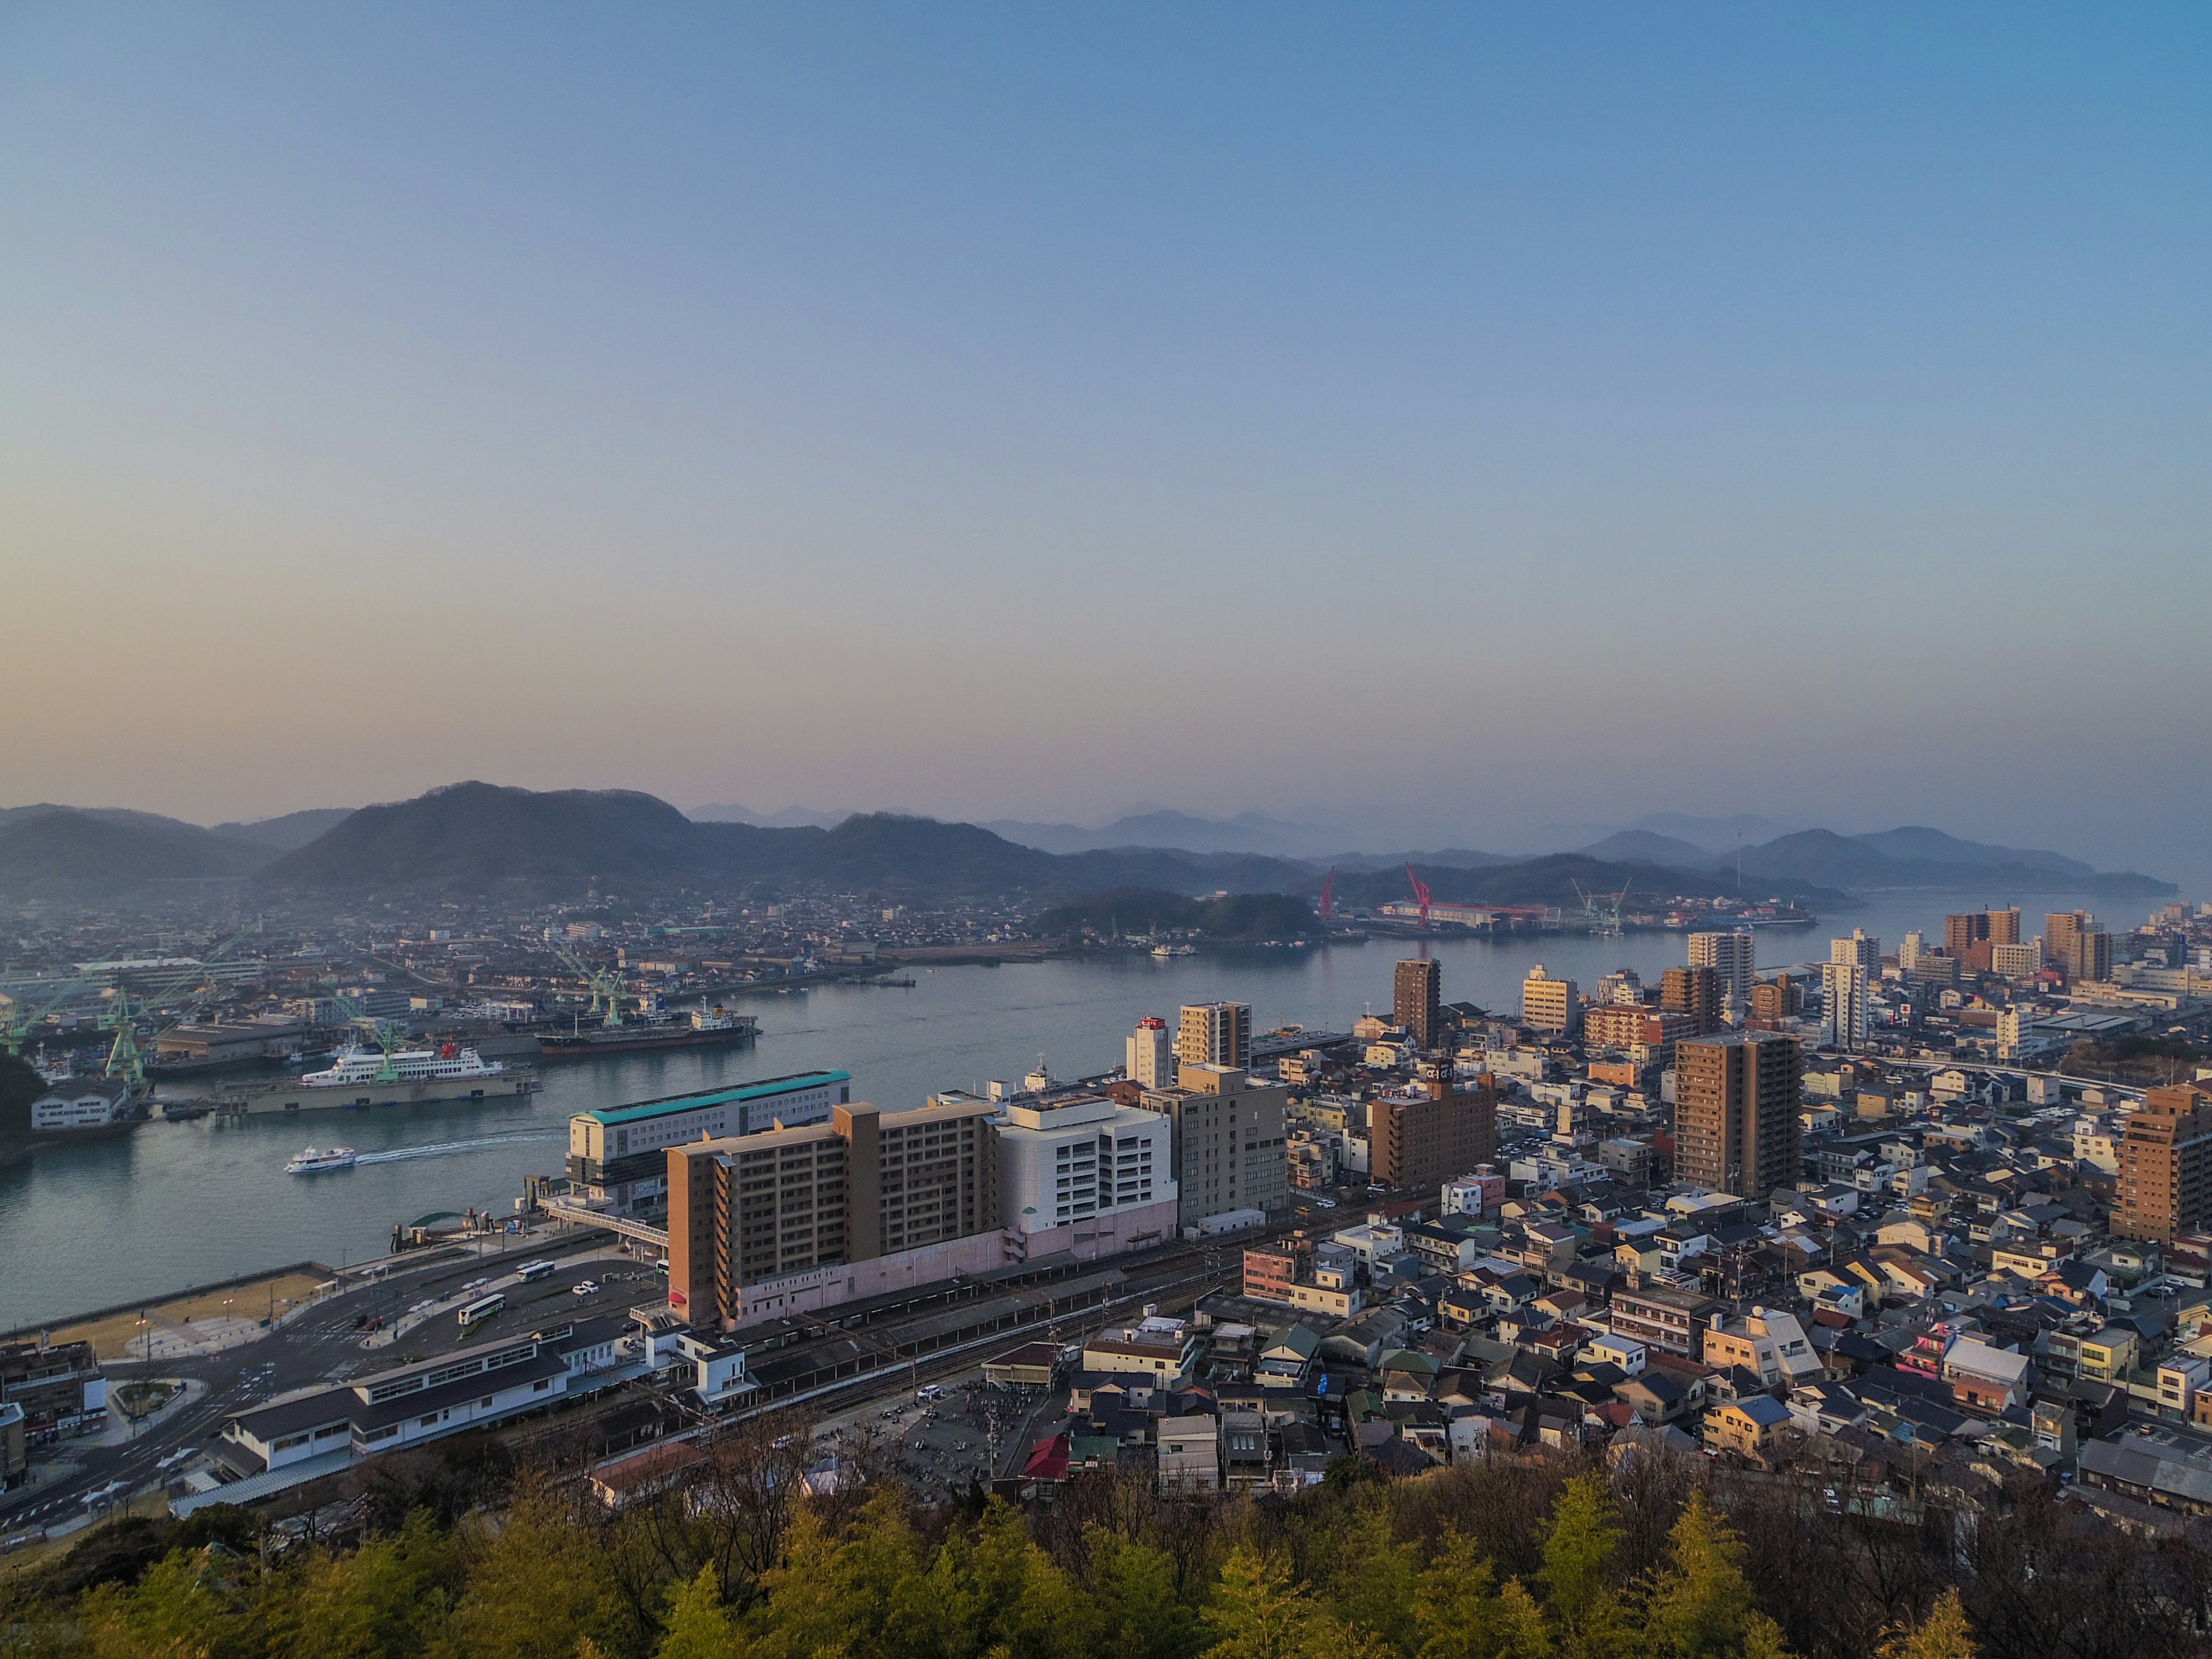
[2,6,2207,876]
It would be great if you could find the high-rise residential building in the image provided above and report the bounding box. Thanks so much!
[1944,912,1997,973]
[1177,1002,1251,1070]
[1594,969,1644,1006]
[1821,956,1871,1052]
[1991,942,2040,980]
[1370,1063,1496,1190]
[1521,966,1579,1035]
[1987,908,2021,946]
[2113,1085,2212,1246]
[2063,929,2113,983]
[1661,965,1722,1035]
[1126,1017,1175,1089]
[1584,1006,1697,1051]
[995,1090,1179,1253]
[666,1096,1001,1330]
[1393,959,1443,1050]
[1899,931,1927,971]
[1143,1063,1288,1226]
[1832,930,1881,972]
[1748,975,1797,1029]
[1673,1032,1802,1198]
[1688,930,1755,1006]
[2046,910,2097,967]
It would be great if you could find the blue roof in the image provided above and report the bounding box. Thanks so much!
[580,1070,850,1127]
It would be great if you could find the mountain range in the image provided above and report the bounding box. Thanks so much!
[0,786,2175,904]
[981,808,1348,859]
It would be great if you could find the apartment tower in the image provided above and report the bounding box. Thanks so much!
[1673,1032,1802,1198]
[1142,1063,1287,1227]
[666,1096,999,1330]
[1393,959,1443,1050]
[1126,1017,1175,1089]
[1687,930,1755,1006]
[1177,1002,1251,1070]
[2114,1085,2212,1246]
[1661,965,1722,1035]
[1521,967,1580,1036]
[1371,1063,1497,1190]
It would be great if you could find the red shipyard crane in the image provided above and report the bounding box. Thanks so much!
[1318,868,1336,924]
[1405,864,1434,958]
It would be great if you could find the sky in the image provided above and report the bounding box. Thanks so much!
[3,6,2207,876]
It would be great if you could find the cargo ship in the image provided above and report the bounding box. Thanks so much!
[538,1004,759,1060]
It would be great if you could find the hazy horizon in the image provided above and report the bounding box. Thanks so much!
[6,7,2207,883]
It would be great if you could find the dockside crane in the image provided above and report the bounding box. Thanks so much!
[1319,869,1336,925]
[554,947,629,1028]
[1404,864,1433,929]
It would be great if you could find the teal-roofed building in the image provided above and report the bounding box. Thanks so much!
[568,1070,852,1213]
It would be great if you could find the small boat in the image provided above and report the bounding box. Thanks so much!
[285,1145,357,1174]
[1150,943,1197,959]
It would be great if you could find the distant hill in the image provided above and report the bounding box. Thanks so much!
[1320,848,1515,874]
[0,809,274,887]
[252,783,1318,901]
[1845,825,2095,880]
[1036,888,1318,941]
[1332,853,1844,912]
[690,802,853,830]
[1738,828,2168,896]
[1577,830,1715,866]
[210,808,356,851]
[258,783,703,894]
[986,808,1344,858]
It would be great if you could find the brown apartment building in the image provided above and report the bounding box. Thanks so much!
[666,1097,999,1330]
[1393,959,1443,1050]
[1661,965,1723,1035]
[1372,1065,1497,1190]
[1673,1032,1801,1198]
[2114,1085,2212,1246]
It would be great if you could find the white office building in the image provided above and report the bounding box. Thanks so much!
[995,1090,1179,1259]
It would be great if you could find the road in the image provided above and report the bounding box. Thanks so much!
[0,1226,639,1536]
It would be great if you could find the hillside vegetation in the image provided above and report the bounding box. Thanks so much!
[0,1444,2151,1659]
[1037,888,1318,940]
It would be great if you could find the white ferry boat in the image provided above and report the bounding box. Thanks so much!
[301,1042,505,1089]
[285,1145,357,1174]
[1150,943,1197,959]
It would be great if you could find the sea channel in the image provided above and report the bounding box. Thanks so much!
[0,889,2138,1329]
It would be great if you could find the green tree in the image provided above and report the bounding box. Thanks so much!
[1639,1493,1790,1659]
[279,1508,456,1659]
[1329,1494,1418,1657]
[449,1482,622,1659]
[1084,1531,1204,1659]
[1877,1590,1976,1659]
[1535,1476,1625,1658]
[1413,1529,1550,1659]
[80,1547,251,1659]
[658,1565,739,1659]
[1206,1548,1328,1659]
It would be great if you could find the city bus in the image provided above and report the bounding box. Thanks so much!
[514,1260,558,1283]
[458,1293,506,1332]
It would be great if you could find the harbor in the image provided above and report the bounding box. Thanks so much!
[0,890,2097,1331]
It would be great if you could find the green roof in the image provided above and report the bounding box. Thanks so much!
[579,1070,851,1127]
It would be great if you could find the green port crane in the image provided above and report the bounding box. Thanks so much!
[554,947,628,1028]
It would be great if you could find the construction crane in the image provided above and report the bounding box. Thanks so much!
[1318,869,1336,925]
[2,974,96,1059]
[1404,864,1432,929]
[555,947,628,1028]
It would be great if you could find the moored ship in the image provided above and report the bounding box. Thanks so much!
[538,1004,759,1060]
[211,1039,536,1115]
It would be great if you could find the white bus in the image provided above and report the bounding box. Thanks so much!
[514,1260,558,1283]
[459,1293,506,1331]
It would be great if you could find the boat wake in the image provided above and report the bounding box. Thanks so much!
[353,1130,564,1166]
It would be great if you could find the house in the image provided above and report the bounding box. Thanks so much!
[1940,1338,2032,1413]
[1705,1394,1795,1464]
[1702,1309,1822,1389]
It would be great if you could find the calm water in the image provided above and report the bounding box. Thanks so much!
[0,889,2155,1328]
